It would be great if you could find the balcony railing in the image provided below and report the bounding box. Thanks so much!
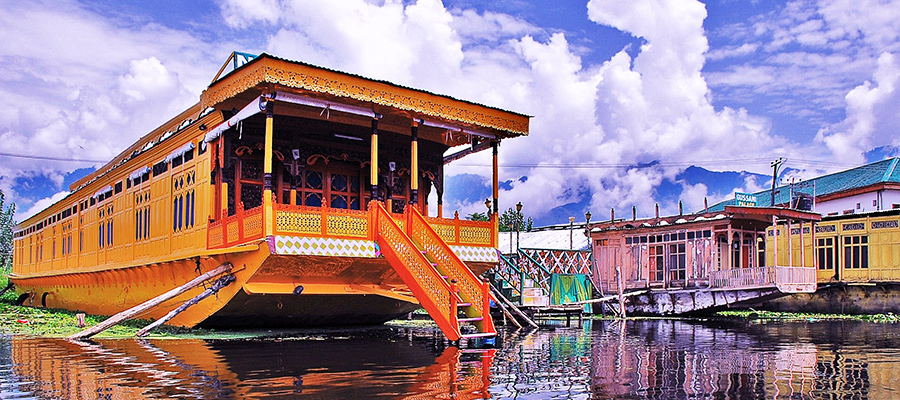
[709,265,816,293]
[273,203,370,239]
[424,216,494,247]
[208,204,264,249]
[208,201,496,249]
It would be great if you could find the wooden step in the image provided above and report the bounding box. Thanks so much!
[457,317,483,323]
[461,332,496,339]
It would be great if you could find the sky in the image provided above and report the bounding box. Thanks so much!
[2,0,900,225]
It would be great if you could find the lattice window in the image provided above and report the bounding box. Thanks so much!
[290,165,361,210]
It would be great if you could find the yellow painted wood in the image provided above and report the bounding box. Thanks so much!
[370,132,379,187]
[411,140,418,191]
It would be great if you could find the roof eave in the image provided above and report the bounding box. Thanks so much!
[200,54,530,139]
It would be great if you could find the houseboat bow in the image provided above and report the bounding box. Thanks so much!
[10,52,530,341]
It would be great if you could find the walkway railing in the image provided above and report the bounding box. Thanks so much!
[775,266,817,293]
[518,248,593,276]
[709,266,816,293]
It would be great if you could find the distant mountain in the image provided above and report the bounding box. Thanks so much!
[676,166,769,197]
[865,146,899,163]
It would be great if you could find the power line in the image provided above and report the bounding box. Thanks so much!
[0,152,105,163]
[452,157,861,170]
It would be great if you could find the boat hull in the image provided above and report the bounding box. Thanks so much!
[9,242,500,329]
[200,291,420,328]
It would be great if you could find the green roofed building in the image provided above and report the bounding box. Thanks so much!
[709,157,900,216]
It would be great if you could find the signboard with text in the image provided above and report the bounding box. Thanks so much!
[735,192,757,207]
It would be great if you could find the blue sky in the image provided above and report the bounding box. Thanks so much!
[2,0,900,225]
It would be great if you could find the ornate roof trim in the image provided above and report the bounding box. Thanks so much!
[200,54,530,137]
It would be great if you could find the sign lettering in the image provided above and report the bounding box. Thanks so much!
[735,192,757,207]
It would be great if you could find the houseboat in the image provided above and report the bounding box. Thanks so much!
[587,206,820,315]
[10,52,530,340]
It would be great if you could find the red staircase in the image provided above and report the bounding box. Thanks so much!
[370,202,495,341]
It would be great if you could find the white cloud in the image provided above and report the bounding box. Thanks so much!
[17,191,70,223]
[0,0,232,213]
[9,0,897,226]
[817,52,900,163]
[705,0,900,153]
[706,43,760,61]
[216,0,798,220]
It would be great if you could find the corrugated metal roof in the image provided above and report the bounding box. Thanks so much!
[497,224,591,253]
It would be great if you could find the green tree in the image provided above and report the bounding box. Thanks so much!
[465,212,490,222]
[498,207,532,232]
[0,189,14,271]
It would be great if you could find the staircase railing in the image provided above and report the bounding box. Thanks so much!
[517,249,552,296]
[494,253,524,297]
[407,207,494,335]
[371,202,460,340]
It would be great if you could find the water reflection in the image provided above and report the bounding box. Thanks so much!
[1,320,900,399]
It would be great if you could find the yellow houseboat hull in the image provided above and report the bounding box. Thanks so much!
[10,238,495,328]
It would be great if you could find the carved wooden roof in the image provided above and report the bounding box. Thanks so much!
[200,54,530,138]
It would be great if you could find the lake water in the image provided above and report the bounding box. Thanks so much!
[1,318,899,399]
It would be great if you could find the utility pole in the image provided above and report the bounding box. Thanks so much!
[771,157,785,207]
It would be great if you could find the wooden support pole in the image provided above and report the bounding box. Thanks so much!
[68,263,232,340]
[370,118,380,200]
[136,274,236,337]
[263,100,275,236]
[489,288,522,329]
[492,141,500,247]
[489,283,538,328]
[410,121,419,205]
[221,182,229,217]
[0,282,14,298]
[616,264,626,318]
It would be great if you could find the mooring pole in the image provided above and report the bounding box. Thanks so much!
[68,263,232,340]
[136,274,236,337]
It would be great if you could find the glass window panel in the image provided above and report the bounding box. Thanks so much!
[241,185,262,209]
[173,199,178,231]
[349,176,359,193]
[305,193,322,207]
[331,195,348,209]
[331,174,347,192]
[305,171,323,189]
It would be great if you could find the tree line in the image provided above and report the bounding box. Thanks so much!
[0,189,14,271]
[467,206,533,232]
